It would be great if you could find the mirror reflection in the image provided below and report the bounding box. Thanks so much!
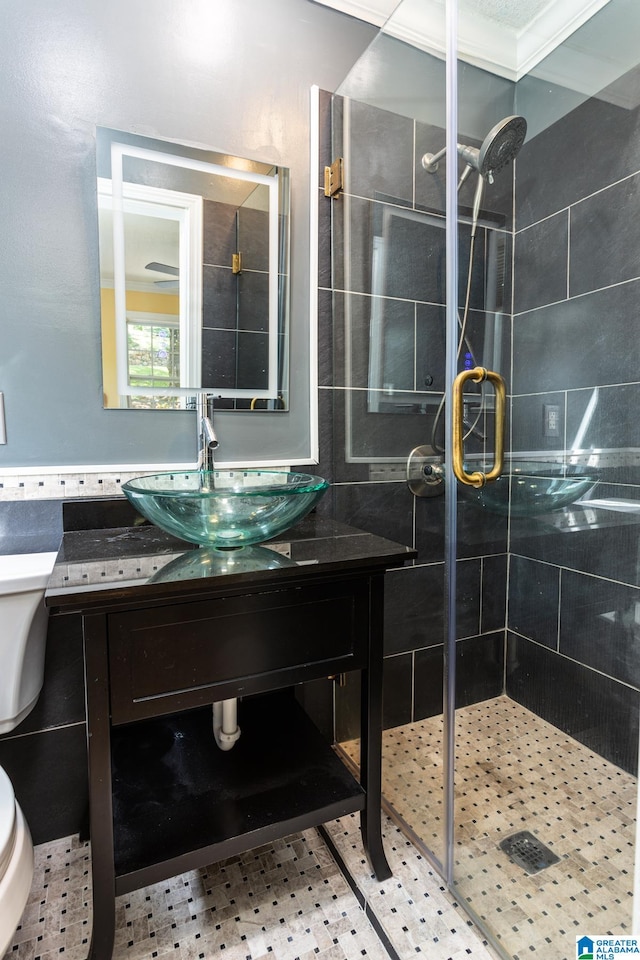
[96,127,290,410]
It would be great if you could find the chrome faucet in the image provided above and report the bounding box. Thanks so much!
[197,394,219,472]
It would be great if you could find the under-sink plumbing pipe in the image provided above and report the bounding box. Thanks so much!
[212,699,241,751]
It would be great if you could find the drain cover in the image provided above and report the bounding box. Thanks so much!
[499,831,560,874]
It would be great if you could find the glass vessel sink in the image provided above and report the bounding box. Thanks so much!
[460,461,596,516]
[122,470,329,547]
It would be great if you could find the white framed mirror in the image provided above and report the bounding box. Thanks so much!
[96,127,290,411]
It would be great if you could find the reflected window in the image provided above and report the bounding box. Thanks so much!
[126,314,181,410]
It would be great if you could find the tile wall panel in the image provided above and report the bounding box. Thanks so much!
[513,210,568,314]
[506,633,639,774]
[515,76,640,228]
[509,80,640,765]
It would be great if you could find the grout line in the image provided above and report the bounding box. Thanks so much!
[556,568,562,654]
[479,556,484,636]
[566,206,571,300]
[317,824,403,960]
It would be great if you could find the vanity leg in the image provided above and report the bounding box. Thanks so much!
[359,574,392,882]
[83,615,116,960]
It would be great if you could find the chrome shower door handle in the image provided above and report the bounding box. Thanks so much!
[452,367,506,488]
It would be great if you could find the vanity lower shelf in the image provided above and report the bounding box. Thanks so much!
[111,690,365,895]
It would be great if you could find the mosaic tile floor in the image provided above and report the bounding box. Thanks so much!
[342,695,637,960]
[5,817,495,960]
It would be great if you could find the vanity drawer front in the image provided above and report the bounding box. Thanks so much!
[108,580,370,723]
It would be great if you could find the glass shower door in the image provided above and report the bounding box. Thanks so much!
[450,2,640,956]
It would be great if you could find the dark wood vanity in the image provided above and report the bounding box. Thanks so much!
[45,511,415,960]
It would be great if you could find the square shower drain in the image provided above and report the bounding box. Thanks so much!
[499,830,560,874]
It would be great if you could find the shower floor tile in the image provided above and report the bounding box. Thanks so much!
[340,695,636,960]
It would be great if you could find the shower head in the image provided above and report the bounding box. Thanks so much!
[458,116,527,179]
[422,115,527,183]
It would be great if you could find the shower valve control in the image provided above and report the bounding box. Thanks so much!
[406,445,445,498]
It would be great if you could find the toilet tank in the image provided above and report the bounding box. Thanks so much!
[0,553,57,734]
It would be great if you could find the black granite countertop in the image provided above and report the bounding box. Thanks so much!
[45,513,416,613]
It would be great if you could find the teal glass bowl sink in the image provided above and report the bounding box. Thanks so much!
[122,470,329,547]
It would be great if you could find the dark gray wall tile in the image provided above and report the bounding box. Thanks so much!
[318,288,334,388]
[511,393,565,455]
[316,387,334,483]
[202,265,237,329]
[383,653,413,729]
[384,564,443,655]
[510,504,640,588]
[332,481,414,547]
[344,99,414,206]
[318,189,332,288]
[456,499,509,560]
[560,570,640,688]
[413,632,504,721]
[62,497,141,531]
[515,94,640,229]
[201,328,237,387]
[238,272,269,332]
[506,633,639,774]
[567,384,640,483]
[203,199,237,266]
[512,280,640,395]
[514,211,568,313]
[236,331,268,389]
[570,173,640,296]
[341,292,416,391]
[318,89,334,186]
[384,559,481,656]
[238,207,269,272]
[413,645,443,719]
[508,555,559,649]
[481,554,507,632]
[456,632,505,708]
[416,302,446,393]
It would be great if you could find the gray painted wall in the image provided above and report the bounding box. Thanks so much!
[0,0,375,468]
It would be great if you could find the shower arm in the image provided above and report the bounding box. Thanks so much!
[422,145,495,187]
[422,150,491,197]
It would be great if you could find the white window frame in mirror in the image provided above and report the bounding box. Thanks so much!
[98,178,203,400]
[109,141,280,399]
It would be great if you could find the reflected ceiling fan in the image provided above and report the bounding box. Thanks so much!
[145,261,179,289]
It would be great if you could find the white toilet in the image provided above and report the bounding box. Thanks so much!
[0,551,57,955]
